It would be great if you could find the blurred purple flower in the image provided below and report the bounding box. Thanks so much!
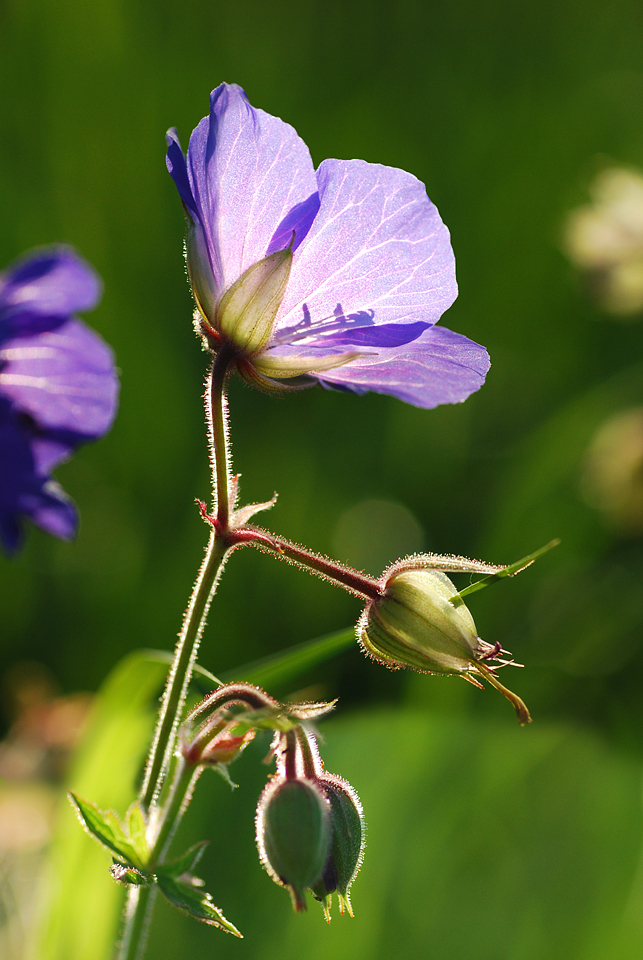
[0,248,119,553]
[167,83,489,407]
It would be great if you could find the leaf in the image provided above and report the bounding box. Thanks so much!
[222,627,356,690]
[135,648,224,690]
[449,539,560,607]
[125,800,151,865]
[32,650,169,960]
[156,873,242,937]
[158,841,209,879]
[69,793,146,870]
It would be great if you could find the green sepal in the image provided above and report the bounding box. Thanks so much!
[449,539,560,608]
[156,873,242,937]
[69,793,148,870]
[157,841,209,879]
[216,247,292,356]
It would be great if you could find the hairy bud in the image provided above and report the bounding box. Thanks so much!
[359,566,531,724]
[310,774,365,920]
[359,568,479,673]
[256,777,330,912]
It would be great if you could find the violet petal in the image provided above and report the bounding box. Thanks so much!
[0,399,77,553]
[185,83,318,293]
[275,158,457,335]
[0,248,101,341]
[0,318,119,437]
[166,128,199,220]
[317,324,490,408]
[319,320,429,348]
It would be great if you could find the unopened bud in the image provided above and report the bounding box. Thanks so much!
[197,730,255,766]
[256,778,330,912]
[310,774,365,920]
[359,568,479,674]
[358,566,531,724]
[216,247,292,356]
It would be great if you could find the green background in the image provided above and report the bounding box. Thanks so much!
[2,0,643,957]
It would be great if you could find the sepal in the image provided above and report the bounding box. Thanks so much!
[216,247,292,356]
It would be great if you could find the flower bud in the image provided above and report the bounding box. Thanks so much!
[359,568,479,674]
[358,566,531,724]
[310,774,365,920]
[216,247,292,356]
[256,777,330,912]
[197,730,255,766]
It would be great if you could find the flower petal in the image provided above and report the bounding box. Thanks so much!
[317,324,490,408]
[275,159,457,336]
[166,128,199,220]
[185,84,318,293]
[0,319,119,436]
[318,320,429,348]
[0,399,76,553]
[0,248,102,341]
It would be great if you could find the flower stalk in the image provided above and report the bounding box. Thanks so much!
[121,351,237,957]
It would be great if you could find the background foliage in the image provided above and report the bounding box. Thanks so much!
[2,0,643,957]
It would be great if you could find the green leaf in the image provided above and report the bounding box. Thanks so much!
[156,873,242,937]
[131,648,224,691]
[32,650,168,960]
[126,800,151,864]
[449,539,560,607]
[222,627,356,690]
[158,841,209,879]
[69,793,145,868]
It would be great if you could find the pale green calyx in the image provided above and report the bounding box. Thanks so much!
[358,568,479,675]
[186,222,218,323]
[216,247,293,356]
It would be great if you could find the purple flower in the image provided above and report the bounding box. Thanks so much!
[166,83,489,407]
[0,248,119,553]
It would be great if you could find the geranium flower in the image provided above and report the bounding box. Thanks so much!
[166,83,490,408]
[0,248,119,552]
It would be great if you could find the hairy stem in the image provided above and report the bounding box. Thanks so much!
[149,760,202,868]
[140,350,234,810]
[236,526,383,601]
[139,532,229,809]
[208,345,234,527]
[120,352,235,959]
[117,886,156,960]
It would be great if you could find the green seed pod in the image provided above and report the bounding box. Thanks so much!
[216,247,292,356]
[310,774,365,920]
[358,568,479,675]
[256,777,330,912]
